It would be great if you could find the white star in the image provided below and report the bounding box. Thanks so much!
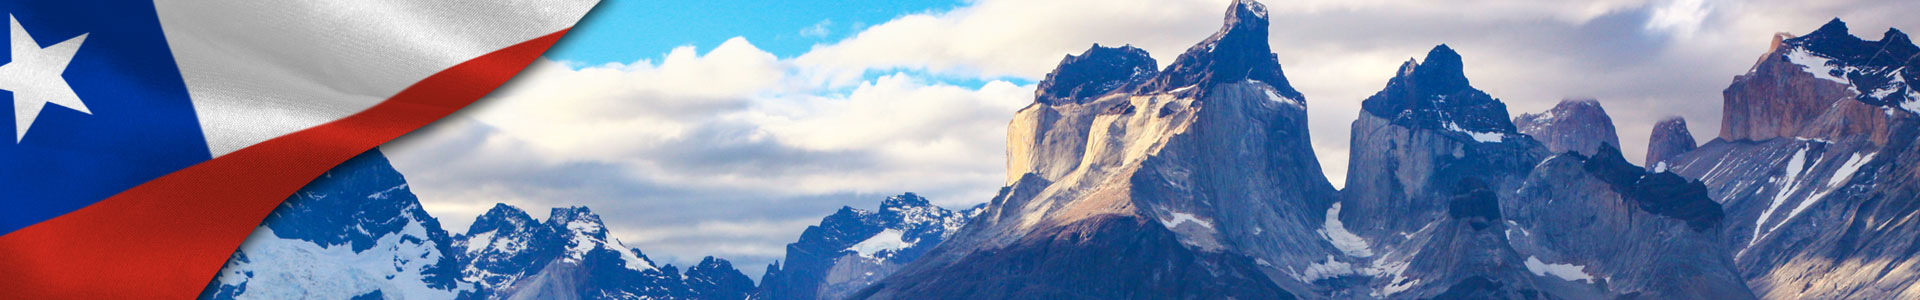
[1,15,88,143]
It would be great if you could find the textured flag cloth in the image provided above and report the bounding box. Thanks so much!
[0,0,597,298]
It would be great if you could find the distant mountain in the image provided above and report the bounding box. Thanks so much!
[754,193,980,300]
[455,205,734,300]
[1665,18,1920,299]
[1645,117,1698,169]
[198,150,754,300]
[1514,98,1621,157]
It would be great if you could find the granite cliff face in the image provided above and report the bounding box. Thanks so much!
[1329,45,1751,299]
[1645,117,1698,169]
[859,1,1334,298]
[1514,99,1621,157]
[1720,19,1915,143]
[1665,19,1920,299]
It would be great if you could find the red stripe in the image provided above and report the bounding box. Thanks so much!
[0,29,570,299]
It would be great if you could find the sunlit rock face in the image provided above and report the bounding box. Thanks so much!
[858,1,1333,298]
[1666,19,1920,300]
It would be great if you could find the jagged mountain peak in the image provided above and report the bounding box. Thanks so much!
[1361,44,1517,137]
[1779,19,1919,110]
[547,206,609,238]
[1808,18,1852,40]
[468,203,538,234]
[1411,44,1470,93]
[1135,0,1300,99]
[878,192,934,211]
[1035,44,1158,105]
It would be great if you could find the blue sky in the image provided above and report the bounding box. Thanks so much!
[545,0,964,63]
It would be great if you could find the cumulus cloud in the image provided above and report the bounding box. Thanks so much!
[386,0,1919,274]
[387,38,1029,273]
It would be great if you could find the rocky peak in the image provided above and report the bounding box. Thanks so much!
[1780,19,1918,108]
[1722,19,1918,141]
[686,257,755,300]
[468,203,538,234]
[1645,117,1698,168]
[547,206,609,239]
[878,192,934,211]
[1034,44,1157,105]
[1409,45,1471,94]
[1807,18,1853,41]
[1514,98,1621,156]
[1134,0,1300,100]
[1361,45,1517,135]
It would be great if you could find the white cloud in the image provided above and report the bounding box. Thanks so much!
[800,19,834,38]
[387,37,1030,273]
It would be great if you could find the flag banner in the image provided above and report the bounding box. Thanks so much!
[0,0,597,298]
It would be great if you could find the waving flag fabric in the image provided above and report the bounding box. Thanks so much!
[0,0,597,298]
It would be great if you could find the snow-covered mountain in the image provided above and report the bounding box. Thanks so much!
[200,150,473,300]
[1664,19,1920,299]
[198,150,755,300]
[456,205,733,300]
[755,193,981,300]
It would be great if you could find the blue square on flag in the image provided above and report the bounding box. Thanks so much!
[0,1,211,233]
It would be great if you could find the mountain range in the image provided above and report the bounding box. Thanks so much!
[201,0,1920,299]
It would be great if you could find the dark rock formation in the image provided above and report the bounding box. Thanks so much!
[1359,45,1517,135]
[1035,45,1158,105]
[1134,0,1300,101]
[686,257,754,300]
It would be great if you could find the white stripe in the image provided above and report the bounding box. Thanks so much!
[154,0,595,157]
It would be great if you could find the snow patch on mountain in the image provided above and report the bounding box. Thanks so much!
[1446,121,1506,143]
[847,229,913,259]
[1785,152,1878,229]
[1318,203,1373,258]
[1751,146,1810,249]
[1524,256,1595,283]
[1294,255,1357,281]
[214,224,469,300]
[1162,211,1215,229]
[1786,48,1850,85]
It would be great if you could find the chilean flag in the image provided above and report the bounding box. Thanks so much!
[0,0,597,298]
